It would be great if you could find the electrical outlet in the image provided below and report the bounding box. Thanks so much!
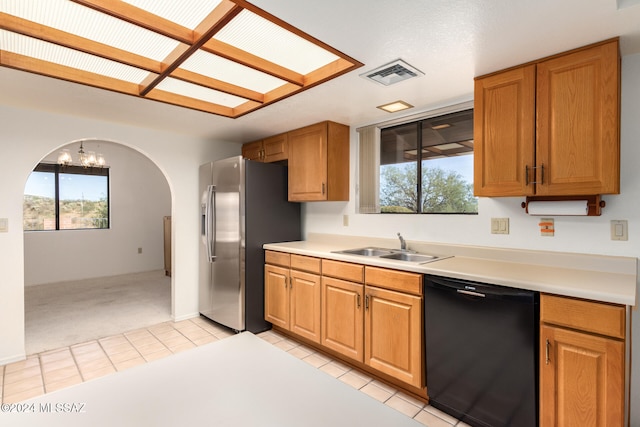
[491,218,509,234]
[0,218,7,233]
[343,215,349,227]
[539,218,554,237]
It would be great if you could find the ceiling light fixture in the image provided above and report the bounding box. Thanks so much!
[377,100,414,113]
[0,0,362,118]
[58,141,106,168]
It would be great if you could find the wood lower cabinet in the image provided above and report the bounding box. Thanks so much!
[266,252,424,392]
[289,268,321,343]
[321,276,364,361]
[540,294,626,427]
[264,251,321,343]
[364,285,423,388]
[264,264,290,329]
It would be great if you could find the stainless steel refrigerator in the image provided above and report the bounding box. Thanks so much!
[199,156,301,333]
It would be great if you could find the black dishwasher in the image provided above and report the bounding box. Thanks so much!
[424,275,539,427]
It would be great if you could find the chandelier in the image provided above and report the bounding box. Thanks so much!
[57,141,106,168]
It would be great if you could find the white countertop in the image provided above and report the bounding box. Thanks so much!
[264,237,637,306]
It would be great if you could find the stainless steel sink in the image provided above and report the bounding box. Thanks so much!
[333,247,447,264]
[336,247,395,257]
[379,252,438,263]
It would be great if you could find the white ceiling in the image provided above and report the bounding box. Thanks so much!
[2,0,640,143]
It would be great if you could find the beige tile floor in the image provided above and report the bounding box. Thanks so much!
[0,318,468,426]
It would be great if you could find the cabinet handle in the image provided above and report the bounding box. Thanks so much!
[365,295,369,310]
[322,182,326,195]
[289,277,293,289]
[527,164,545,185]
[261,149,265,161]
[545,339,551,365]
[357,293,361,309]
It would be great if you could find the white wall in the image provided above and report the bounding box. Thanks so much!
[304,53,640,425]
[0,104,239,364]
[24,142,171,285]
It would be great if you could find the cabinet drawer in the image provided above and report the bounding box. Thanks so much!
[265,250,290,268]
[322,259,364,283]
[365,266,422,295]
[291,254,321,274]
[541,294,625,339]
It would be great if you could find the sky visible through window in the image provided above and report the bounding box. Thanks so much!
[426,155,473,183]
[25,172,107,201]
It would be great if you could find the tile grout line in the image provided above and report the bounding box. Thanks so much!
[3,323,458,425]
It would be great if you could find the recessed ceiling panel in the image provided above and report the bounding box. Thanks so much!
[1,0,179,61]
[214,10,340,75]
[0,0,362,118]
[155,77,248,108]
[1,31,151,84]
[180,50,286,94]
[122,0,222,30]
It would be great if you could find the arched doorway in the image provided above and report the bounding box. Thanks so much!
[23,139,172,354]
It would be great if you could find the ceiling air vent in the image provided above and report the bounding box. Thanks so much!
[360,59,424,86]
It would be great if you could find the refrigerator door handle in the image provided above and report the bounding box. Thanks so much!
[205,184,217,262]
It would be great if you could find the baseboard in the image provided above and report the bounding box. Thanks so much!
[172,312,200,322]
[0,352,27,366]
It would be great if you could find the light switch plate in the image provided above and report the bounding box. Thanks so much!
[611,220,628,241]
[491,218,509,234]
[0,218,7,233]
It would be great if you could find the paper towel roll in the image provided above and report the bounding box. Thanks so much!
[527,200,589,216]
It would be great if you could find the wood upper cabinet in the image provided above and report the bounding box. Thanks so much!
[287,121,350,202]
[540,294,625,427]
[536,41,620,196]
[474,65,536,196]
[242,140,264,161]
[474,38,620,197]
[242,133,288,163]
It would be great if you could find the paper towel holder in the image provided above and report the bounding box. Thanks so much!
[521,195,605,216]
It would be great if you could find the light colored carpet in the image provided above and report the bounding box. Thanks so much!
[25,270,171,355]
[0,332,423,427]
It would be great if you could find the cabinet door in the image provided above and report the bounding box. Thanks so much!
[474,65,536,197]
[290,269,321,343]
[264,264,289,329]
[536,40,620,196]
[242,140,264,161]
[321,276,364,361]
[288,122,328,201]
[540,325,624,427]
[364,286,423,388]
[263,133,288,163]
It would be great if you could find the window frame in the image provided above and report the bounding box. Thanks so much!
[25,163,110,231]
[357,100,476,215]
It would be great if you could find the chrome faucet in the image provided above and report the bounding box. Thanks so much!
[397,232,407,251]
